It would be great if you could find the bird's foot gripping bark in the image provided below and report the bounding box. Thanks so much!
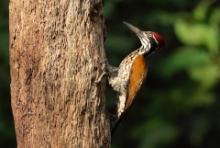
[95,60,118,84]
[95,59,108,84]
[95,71,107,83]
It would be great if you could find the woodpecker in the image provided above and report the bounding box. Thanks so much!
[106,22,165,133]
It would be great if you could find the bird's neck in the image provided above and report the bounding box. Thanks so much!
[137,45,154,57]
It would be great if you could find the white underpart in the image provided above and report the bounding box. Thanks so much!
[117,94,126,118]
[108,50,139,118]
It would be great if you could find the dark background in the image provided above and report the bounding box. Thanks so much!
[1,0,220,147]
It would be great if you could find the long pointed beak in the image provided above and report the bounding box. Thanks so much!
[123,22,144,39]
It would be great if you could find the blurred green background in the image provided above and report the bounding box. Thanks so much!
[1,0,220,147]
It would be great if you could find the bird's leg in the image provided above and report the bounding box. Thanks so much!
[95,71,107,83]
[107,64,118,74]
[95,60,107,83]
[95,60,118,83]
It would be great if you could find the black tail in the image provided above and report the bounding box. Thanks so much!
[108,104,126,136]
[111,112,128,136]
[111,117,122,136]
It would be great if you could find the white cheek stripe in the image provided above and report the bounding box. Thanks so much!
[141,39,148,49]
[152,35,159,45]
[140,38,151,54]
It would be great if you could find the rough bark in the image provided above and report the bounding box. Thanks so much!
[9,0,110,147]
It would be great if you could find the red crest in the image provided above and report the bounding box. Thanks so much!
[152,32,165,48]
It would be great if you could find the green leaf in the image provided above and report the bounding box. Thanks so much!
[193,1,210,21]
[160,47,211,77]
[188,64,219,88]
[175,20,208,46]
[174,19,219,53]
[190,88,215,107]
[169,87,214,110]
[209,8,220,25]
[206,30,219,53]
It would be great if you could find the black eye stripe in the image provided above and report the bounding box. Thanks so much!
[149,36,158,48]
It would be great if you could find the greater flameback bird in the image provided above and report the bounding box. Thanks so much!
[105,22,165,134]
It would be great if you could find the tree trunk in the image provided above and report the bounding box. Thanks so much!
[9,0,110,147]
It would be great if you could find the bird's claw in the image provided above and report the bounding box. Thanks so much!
[95,59,108,84]
[95,71,107,84]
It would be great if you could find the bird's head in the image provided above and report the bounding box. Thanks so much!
[124,22,165,55]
